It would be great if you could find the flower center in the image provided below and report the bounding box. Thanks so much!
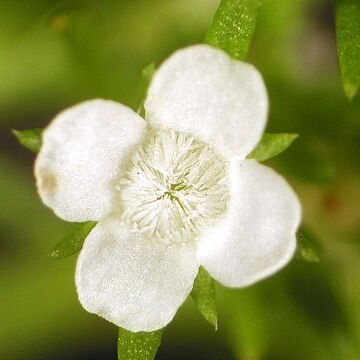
[118,130,228,244]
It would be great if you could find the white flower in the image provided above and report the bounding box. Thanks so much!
[35,45,301,332]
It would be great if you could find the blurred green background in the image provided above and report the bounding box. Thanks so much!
[1,0,360,359]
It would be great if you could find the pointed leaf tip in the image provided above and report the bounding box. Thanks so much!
[138,62,156,117]
[247,133,298,162]
[296,228,321,263]
[191,267,218,330]
[344,83,359,100]
[336,0,360,100]
[13,128,43,153]
[48,221,97,260]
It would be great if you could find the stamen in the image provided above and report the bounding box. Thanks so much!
[118,130,228,244]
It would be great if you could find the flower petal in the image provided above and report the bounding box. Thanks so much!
[145,45,268,159]
[197,160,301,287]
[75,217,199,332]
[35,99,147,222]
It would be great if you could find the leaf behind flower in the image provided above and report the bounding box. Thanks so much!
[206,0,263,60]
[118,327,163,360]
[12,128,43,153]
[48,221,97,260]
[247,133,298,162]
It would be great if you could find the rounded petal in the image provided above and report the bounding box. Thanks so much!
[145,45,268,159]
[197,160,301,287]
[75,217,199,332]
[35,99,147,222]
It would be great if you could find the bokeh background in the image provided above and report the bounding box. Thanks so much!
[1,0,360,359]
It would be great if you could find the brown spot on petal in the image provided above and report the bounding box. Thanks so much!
[39,171,58,196]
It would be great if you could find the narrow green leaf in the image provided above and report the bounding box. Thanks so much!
[205,0,263,60]
[295,228,321,263]
[117,327,163,360]
[191,267,218,329]
[12,128,43,153]
[138,63,156,117]
[48,221,97,260]
[335,0,360,99]
[247,133,298,162]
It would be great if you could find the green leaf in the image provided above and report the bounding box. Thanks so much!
[295,228,321,263]
[12,128,43,153]
[335,0,360,99]
[117,327,163,360]
[247,133,298,162]
[191,267,218,329]
[48,221,97,260]
[205,0,263,60]
[138,63,156,117]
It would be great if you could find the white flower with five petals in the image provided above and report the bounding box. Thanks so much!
[35,45,301,332]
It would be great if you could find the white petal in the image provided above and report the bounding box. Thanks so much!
[75,217,199,332]
[145,45,268,159]
[35,99,147,222]
[197,160,301,287]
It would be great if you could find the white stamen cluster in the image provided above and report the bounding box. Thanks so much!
[118,130,228,244]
